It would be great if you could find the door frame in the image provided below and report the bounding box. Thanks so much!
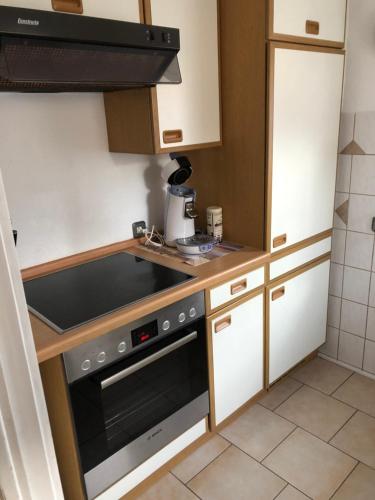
[0,171,63,499]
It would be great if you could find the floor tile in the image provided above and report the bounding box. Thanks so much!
[333,372,375,417]
[332,463,375,500]
[188,445,286,500]
[171,434,230,483]
[263,428,356,500]
[259,377,302,411]
[276,485,310,500]
[290,357,352,394]
[275,386,355,441]
[135,473,198,500]
[219,404,295,461]
[330,412,375,468]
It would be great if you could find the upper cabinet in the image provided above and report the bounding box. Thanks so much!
[268,43,344,253]
[0,0,141,21]
[104,0,221,154]
[269,0,347,47]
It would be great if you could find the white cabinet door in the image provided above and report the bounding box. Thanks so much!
[268,259,330,385]
[150,0,221,150]
[272,0,347,45]
[210,293,264,426]
[0,1,141,22]
[269,44,344,252]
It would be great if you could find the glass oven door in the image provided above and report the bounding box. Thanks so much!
[68,317,208,495]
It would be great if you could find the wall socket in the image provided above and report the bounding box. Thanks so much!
[132,221,146,238]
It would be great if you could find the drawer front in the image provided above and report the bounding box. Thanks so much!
[272,0,347,45]
[209,267,265,311]
[270,237,331,280]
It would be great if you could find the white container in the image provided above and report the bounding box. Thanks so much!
[207,206,223,242]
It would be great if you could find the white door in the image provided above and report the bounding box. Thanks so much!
[269,44,344,252]
[210,293,264,426]
[272,0,347,45]
[150,0,221,150]
[268,259,330,384]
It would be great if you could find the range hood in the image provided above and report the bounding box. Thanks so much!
[0,6,181,92]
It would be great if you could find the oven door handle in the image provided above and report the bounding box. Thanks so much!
[100,331,198,390]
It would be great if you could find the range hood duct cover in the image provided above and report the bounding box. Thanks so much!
[0,6,181,92]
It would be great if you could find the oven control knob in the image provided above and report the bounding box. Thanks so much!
[81,359,91,371]
[189,307,197,318]
[118,341,127,353]
[178,312,186,323]
[162,320,170,331]
[97,352,106,363]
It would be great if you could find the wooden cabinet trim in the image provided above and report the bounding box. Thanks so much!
[267,0,347,49]
[207,286,264,320]
[270,229,332,262]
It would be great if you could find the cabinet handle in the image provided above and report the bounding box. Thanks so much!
[272,287,285,301]
[163,129,183,144]
[230,279,247,295]
[273,234,287,249]
[306,20,320,35]
[214,315,232,333]
[52,0,83,13]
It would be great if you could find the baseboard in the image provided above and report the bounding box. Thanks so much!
[318,353,375,381]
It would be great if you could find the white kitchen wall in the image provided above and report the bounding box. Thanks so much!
[320,0,375,376]
[0,93,168,269]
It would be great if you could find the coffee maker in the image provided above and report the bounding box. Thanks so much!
[163,155,198,247]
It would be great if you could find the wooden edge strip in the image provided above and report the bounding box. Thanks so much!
[207,285,265,319]
[269,33,344,50]
[267,252,331,289]
[270,229,332,262]
[269,40,345,55]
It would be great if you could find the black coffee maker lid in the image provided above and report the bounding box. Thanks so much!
[167,154,192,185]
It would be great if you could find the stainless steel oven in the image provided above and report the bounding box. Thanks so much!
[63,291,209,499]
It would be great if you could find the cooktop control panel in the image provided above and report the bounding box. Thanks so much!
[63,291,205,384]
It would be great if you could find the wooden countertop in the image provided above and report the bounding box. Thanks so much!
[27,241,269,363]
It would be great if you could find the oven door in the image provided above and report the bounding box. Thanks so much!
[68,318,208,499]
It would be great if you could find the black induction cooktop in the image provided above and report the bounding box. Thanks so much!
[23,252,194,334]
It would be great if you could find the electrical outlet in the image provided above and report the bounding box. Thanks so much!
[132,221,146,238]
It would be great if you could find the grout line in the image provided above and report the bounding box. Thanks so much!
[170,472,202,499]
[327,458,359,499]
[258,379,303,412]
[329,371,355,395]
[336,329,367,341]
[272,483,288,500]
[260,425,297,463]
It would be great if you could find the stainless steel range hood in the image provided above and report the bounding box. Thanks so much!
[0,6,181,92]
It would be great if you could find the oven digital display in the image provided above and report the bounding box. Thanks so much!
[131,320,158,347]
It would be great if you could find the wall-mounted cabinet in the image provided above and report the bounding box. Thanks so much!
[104,0,221,154]
[268,43,344,253]
[0,0,141,21]
[269,0,347,47]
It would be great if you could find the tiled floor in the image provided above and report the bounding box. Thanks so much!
[135,358,375,500]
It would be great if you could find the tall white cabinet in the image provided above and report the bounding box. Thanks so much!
[269,44,344,252]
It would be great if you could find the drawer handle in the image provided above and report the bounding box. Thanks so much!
[272,287,285,301]
[306,20,320,35]
[231,279,248,295]
[273,234,287,249]
[163,129,183,144]
[52,0,83,13]
[215,315,232,333]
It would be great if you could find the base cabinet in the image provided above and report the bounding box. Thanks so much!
[268,259,330,385]
[208,292,264,427]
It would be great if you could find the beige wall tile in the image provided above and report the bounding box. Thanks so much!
[342,266,370,305]
[219,404,295,461]
[345,231,374,271]
[329,263,344,297]
[332,229,346,265]
[334,193,349,229]
[340,299,367,337]
[263,428,356,500]
[366,307,375,341]
[171,435,230,484]
[363,340,375,375]
[331,412,375,468]
[338,331,365,369]
[368,273,375,307]
[275,386,355,441]
[188,446,286,500]
[351,155,375,195]
[355,111,375,154]
[327,295,342,329]
[347,194,375,234]
[319,327,339,359]
[336,155,352,193]
[338,112,355,153]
